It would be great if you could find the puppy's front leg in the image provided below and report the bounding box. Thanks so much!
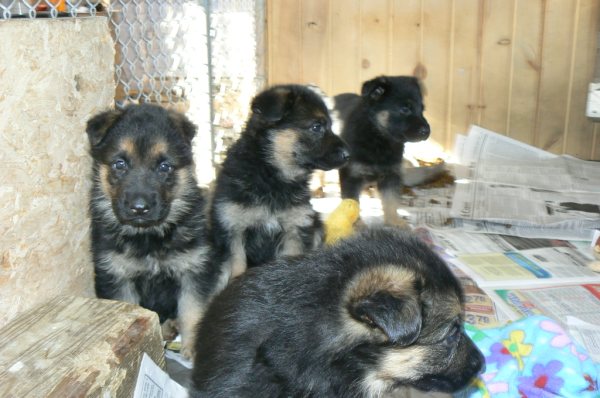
[339,167,366,201]
[177,278,208,360]
[94,266,140,304]
[378,174,409,229]
[226,233,248,278]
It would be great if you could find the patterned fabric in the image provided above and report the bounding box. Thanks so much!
[455,316,600,398]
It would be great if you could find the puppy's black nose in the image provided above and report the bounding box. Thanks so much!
[130,198,150,215]
[419,124,430,137]
[470,349,486,374]
[340,148,350,162]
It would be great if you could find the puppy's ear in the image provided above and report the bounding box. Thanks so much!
[86,109,123,148]
[361,76,389,102]
[350,291,422,346]
[410,76,427,97]
[251,86,295,124]
[168,109,197,143]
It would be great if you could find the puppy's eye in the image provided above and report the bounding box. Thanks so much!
[399,105,412,116]
[112,159,127,171]
[158,161,173,173]
[360,314,376,328]
[310,122,325,134]
[445,326,461,345]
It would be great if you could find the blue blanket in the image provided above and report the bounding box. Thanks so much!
[456,316,600,398]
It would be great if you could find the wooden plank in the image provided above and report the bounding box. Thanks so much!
[479,0,515,134]
[506,0,543,145]
[421,0,454,148]
[390,0,422,76]
[0,296,165,398]
[564,0,599,160]
[301,0,330,90]
[330,0,361,95]
[448,0,482,148]
[535,0,577,154]
[267,0,302,85]
[359,0,390,82]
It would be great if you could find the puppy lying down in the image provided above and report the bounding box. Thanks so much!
[190,227,484,398]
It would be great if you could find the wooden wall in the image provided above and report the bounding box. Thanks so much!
[267,0,600,160]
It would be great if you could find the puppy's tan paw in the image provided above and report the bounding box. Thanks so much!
[383,215,410,230]
[161,319,179,341]
[180,339,195,361]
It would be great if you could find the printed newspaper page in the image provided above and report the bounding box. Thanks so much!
[451,180,600,224]
[486,284,600,361]
[417,227,560,256]
[455,125,556,166]
[134,353,188,398]
[467,156,600,193]
[449,125,600,240]
[451,247,600,288]
[413,228,500,328]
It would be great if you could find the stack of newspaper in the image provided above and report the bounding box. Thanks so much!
[451,125,600,240]
[413,125,600,362]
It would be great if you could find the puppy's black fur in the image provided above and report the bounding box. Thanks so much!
[335,76,430,226]
[190,227,484,397]
[209,84,349,279]
[86,104,220,358]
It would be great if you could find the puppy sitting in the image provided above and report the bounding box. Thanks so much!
[86,104,220,359]
[190,227,484,397]
[335,76,431,226]
[209,84,349,280]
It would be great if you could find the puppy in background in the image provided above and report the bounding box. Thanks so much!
[190,227,484,397]
[86,104,220,359]
[335,76,432,226]
[209,84,349,280]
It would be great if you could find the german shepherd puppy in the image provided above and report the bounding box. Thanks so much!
[209,84,349,279]
[190,227,484,397]
[335,76,431,226]
[86,104,220,359]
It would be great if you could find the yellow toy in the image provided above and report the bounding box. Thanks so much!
[324,199,360,245]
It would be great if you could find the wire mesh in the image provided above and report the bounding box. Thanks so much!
[0,0,266,184]
[1,0,210,113]
[0,1,102,19]
[107,0,200,110]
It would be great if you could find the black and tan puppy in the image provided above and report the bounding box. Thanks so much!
[190,227,484,397]
[86,104,220,359]
[335,76,431,226]
[210,84,349,279]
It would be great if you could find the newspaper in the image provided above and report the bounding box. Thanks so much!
[413,228,501,328]
[421,225,600,357]
[486,284,600,362]
[134,353,188,398]
[451,247,599,288]
[421,227,590,256]
[421,227,600,288]
[450,125,600,240]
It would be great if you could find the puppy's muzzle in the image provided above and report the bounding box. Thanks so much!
[406,121,431,142]
[118,190,163,226]
[312,133,350,170]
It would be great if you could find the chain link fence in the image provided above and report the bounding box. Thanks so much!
[0,1,101,18]
[1,0,210,111]
[1,0,266,183]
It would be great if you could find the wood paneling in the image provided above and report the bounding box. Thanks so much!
[267,0,600,160]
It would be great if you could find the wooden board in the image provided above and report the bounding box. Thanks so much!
[0,296,165,398]
[0,17,114,330]
[267,0,600,160]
